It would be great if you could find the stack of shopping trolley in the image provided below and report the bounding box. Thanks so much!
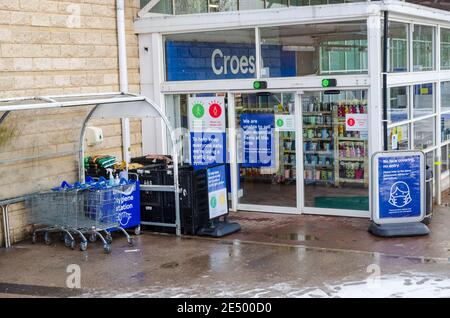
[28,178,138,254]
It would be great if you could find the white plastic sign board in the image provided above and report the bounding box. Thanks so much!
[188,97,226,133]
[371,151,425,225]
[346,114,368,131]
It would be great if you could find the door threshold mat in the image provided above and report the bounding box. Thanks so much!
[314,196,369,211]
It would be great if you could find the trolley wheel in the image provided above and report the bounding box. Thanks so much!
[134,226,141,236]
[89,233,97,243]
[127,237,134,247]
[44,232,52,245]
[31,233,37,244]
[103,244,112,254]
[80,242,88,252]
[105,233,113,245]
[69,240,76,250]
[64,234,72,248]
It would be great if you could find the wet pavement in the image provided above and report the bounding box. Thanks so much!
[0,205,449,298]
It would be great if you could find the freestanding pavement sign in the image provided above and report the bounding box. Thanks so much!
[369,151,430,237]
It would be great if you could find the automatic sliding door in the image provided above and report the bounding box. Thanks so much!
[236,92,297,210]
[302,90,369,212]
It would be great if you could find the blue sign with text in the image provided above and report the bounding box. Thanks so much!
[166,41,296,81]
[240,113,275,168]
[190,132,227,170]
[207,165,228,219]
[378,155,422,219]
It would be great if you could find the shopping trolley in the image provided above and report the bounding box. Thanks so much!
[81,180,136,253]
[29,181,88,250]
[28,179,136,253]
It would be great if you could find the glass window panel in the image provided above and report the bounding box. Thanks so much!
[302,90,369,211]
[175,0,208,14]
[413,25,435,71]
[149,0,173,14]
[141,0,151,9]
[441,28,450,70]
[388,22,408,72]
[425,151,434,171]
[414,117,435,151]
[388,125,409,151]
[290,0,311,5]
[208,0,238,12]
[239,0,265,10]
[442,113,450,142]
[413,83,435,119]
[442,145,449,173]
[388,86,408,123]
[164,29,256,81]
[260,21,367,78]
[266,0,288,8]
[442,82,450,113]
[236,92,297,208]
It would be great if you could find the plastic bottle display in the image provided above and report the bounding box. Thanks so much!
[302,97,368,186]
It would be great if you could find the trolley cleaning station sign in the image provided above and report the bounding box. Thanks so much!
[188,96,226,169]
[372,151,425,224]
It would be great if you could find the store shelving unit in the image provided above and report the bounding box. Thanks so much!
[302,98,335,185]
[333,102,369,188]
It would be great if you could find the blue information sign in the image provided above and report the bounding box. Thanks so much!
[166,41,296,81]
[240,113,275,168]
[190,132,227,169]
[373,151,425,224]
[207,165,228,219]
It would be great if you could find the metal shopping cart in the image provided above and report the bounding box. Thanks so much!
[29,181,87,250]
[81,180,136,253]
[28,180,136,253]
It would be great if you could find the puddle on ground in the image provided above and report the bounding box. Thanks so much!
[271,233,320,241]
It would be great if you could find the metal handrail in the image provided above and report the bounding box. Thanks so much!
[0,196,26,248]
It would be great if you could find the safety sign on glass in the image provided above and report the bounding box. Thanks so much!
[188,97,226,169]
[207,165,228,219]
[373,152,425,224]
[346,114,368,132]
[275,115,295,132]
[240,113,275,168]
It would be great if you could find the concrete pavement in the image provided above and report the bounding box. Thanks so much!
[0,205,449,298]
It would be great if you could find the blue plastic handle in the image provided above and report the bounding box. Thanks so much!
[119,178,129,185]
[85,176,95,184]
[60,181,73,189]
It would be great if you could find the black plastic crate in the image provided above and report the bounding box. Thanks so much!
[138,170,166,186]
[141,190,163,206]
[140,204,164,223]
[131,155,172,166]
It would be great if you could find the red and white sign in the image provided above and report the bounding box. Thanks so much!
[346,114,368,132]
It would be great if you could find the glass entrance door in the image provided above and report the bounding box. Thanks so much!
[235,92,299,212]
[301,90,370,215]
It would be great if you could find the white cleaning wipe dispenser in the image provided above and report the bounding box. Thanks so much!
[86,126,104,146]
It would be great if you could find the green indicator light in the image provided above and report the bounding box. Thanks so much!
[253,81,267,90]
[322,78,337,88]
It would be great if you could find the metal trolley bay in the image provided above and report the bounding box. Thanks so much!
[28,179,137,253]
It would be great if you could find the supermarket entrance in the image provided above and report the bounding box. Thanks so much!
[232,89,370,217]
